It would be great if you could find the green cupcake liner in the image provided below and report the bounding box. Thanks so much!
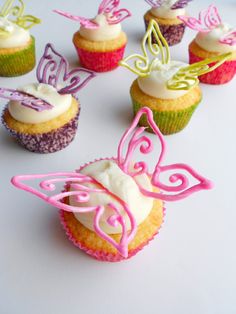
[132,97,201,135]
[0,36,36,77]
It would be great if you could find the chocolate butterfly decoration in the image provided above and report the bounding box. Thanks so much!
[12,107,213,258]
[120,19,231,90]
[145,0,192,10]
[54,0,131,29]
[0,43,95,112]
[0,0,40,30]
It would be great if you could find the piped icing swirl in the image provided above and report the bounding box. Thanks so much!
[0,17,30,48]
[70,160,154,234]
[138,60,189,99]
[195,23,236,53]
[8,83,72,124]
[79,14,121,41]
[151,0,185,19]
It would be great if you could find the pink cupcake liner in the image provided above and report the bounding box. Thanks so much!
[74,45,126,72]
[189,49,236,84]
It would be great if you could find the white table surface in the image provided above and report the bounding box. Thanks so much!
[0,1,236,313]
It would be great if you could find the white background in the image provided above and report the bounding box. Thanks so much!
[0,1,236,313]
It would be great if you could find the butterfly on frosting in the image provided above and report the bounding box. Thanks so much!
[12,107,213,258]
[0,43,96,112]
[0,0,40,30]
[54,0,131,29]
[145,0,193,10]
[178,4,236,46]
[120,19,232,90]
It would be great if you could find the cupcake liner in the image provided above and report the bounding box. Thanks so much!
[132,97,200,135]
[58,158,165,262]
[0,36,36,77]
[74,45,126,72]
[189,49,236,85]
[144,17,185,46]
[2,107,80,153]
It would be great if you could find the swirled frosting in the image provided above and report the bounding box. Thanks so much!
[138,60,189,99]
[151,0,186,19]
[8,83,72,124]
[70,160,154,234]
[79,14,121,41]
[0,17,30,48]
[195,23,236,53]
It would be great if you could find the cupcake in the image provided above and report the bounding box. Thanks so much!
[54,0,131,72]
[0,0,40,77]
[178,4,236,84]
[11,106,213,262]
[120,19,231,135]
[1,43,95,153]
[144,0,192,46]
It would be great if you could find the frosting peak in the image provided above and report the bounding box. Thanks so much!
[79,13,121,41]
[151,1,186,19]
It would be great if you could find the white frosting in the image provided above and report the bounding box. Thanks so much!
[70,160,154,234]
[151,0,186,19]
[0,17,30,48]
[79,14,121,41]
[138,60,189,99]
[195,23,236,53]
[8,83,72,124]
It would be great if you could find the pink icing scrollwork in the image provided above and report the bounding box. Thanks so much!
[36,43,96,95]
[145,0,192,9]
[178,4,222,32]
[117,107,213,201]
[0,87,53,112]
[11,173,137,258]
[220,30,236,46]
[54,0,131,28]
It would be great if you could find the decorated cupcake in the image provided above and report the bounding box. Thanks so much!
[178,5,236,84]
[1,43,95,153]
[144,0,192,46]
[54,0,131,72]
[120,20,230,135]
[11,107,213,262]
[0,0,40,77]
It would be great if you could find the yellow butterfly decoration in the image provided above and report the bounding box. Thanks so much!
[120,19,231,90]
[0,0,41,31]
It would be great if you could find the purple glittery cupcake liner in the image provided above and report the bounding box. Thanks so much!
[144,18,186,46]
[2,106,80,154]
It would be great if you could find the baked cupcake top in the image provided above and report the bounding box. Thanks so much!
[120,19,231,99]
[0,43,95,124]
[12,106,213,258]
[145,0,193,19]
[0,0,40,48]
[54,0,131,42]
[178,5,236,53]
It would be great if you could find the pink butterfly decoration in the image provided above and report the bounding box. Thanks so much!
[12,107,213,258]
[0,43,95,112]
[220,30,236,46]
[54,0,131,29]
[145,0,192,9]
[178,4,222,32]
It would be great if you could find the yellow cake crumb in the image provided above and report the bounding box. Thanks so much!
[3,97,79,134]
[73,31,127,52]
[130,79,202,112]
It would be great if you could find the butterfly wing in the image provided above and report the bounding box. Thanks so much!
[12,172,137,258]
[144,0,165,8]
[0,88,53,111]
[98,0,120,14]
[220,30,236,46]
[167,52,231,90]
[53,10,98,29]
[171,0,193,10]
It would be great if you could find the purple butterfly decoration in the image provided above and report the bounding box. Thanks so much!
[145,0,192,9]
[0,43,95,112]
[54,0,131,28]
[12,107,213,258]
